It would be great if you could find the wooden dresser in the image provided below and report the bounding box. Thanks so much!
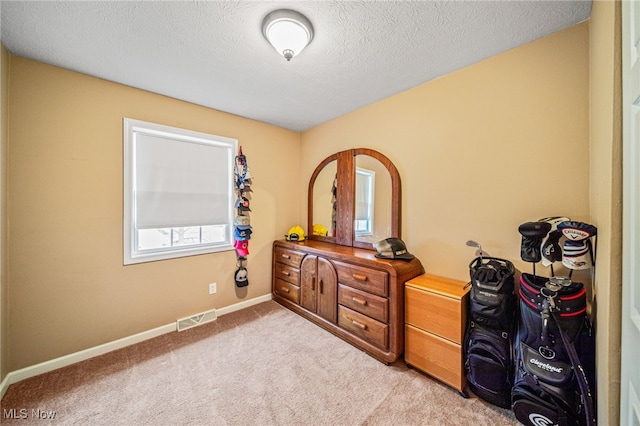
[404,274,470,394]
[272,239,424,364]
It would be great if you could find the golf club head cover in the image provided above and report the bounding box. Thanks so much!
[557,221,597,242]
[538,216,571,266]
[562,239,592,270]
[541,229,563,265]
[518,221,552,263]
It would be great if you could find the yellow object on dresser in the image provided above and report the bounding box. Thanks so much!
[404,273,470,395]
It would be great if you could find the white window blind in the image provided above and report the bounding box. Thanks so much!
[135,133,230,229]
[123,118,237,264]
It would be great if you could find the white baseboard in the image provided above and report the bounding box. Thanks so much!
[0,293,273,399]
[216,293,272,316]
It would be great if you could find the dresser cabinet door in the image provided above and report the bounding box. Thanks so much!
[317,257,337,323]
[300,255,317,312]
[300,255,337,324]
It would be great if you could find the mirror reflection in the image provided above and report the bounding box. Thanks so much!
[312,160,337,238]
[355,155,392,244]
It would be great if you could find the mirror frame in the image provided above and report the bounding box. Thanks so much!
[307,148,401,249]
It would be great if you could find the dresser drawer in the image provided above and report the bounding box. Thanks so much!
[405,285,466,344]
[405,324,465,392]
[274,278,300,304]
[334,261,388,297]
[338,305,388,349]
[274,263,300,286]
[338,284,388,323]
[274,246,306,268]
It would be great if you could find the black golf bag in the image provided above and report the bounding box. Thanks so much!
[511,273,595,426]
[464,256,516,408]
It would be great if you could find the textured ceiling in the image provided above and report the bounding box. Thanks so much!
[0,1,592,132]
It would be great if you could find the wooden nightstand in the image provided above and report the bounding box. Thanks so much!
[404,274,470,395]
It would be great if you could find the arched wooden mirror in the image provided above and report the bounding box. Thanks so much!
[307,148,401,249]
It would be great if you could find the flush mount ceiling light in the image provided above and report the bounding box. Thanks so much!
[262,9,314,61]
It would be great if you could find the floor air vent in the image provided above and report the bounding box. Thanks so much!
[177,309,217,332]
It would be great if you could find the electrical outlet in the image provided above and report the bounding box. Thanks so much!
[209,283,217,295]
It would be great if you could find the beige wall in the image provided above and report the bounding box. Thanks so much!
[6,57,300,371]
[1,45,9,380]
[301,23,590,282]
[589,1,622,425]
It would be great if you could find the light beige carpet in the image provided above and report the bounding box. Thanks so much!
[1,300,518,425]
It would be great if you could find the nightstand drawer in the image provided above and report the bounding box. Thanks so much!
[405,285,466,344]
[338,284,388,323]
[405,324,465,392]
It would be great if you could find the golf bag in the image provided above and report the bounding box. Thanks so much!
[464,256,516,408]
[511,273,595,426]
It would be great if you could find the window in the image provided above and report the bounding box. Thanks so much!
[123,118,237,264]
[354,167,375,236]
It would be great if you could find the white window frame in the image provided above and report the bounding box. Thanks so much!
[123,118,237,265]
[354,167,375,236]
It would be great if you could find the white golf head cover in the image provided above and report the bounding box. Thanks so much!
[562,240,592,270]
[557,220,597,270]
[557,220,597,242]
[539,216,570,267]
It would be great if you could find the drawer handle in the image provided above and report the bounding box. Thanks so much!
[353,273,368,281]
[280,287,290,294]
[281,271,290,276]
[351,319,367,330]
[352,296,368,306]
[281,254,291,259]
